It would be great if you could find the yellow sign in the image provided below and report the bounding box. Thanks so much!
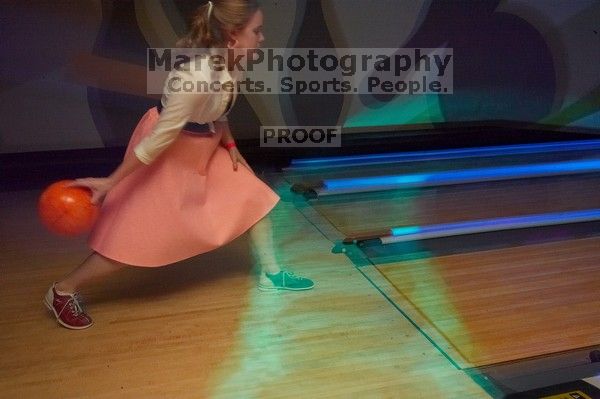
[541,390,592,399]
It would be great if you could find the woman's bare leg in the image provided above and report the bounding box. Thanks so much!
[249,216,281,275]
[55,252,126,293]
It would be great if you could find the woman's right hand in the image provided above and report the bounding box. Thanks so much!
[67,177,115,205]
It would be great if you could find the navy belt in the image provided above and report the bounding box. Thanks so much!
[156,102,211,133]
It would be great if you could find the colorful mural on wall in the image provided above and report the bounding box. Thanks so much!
[1,0,598,153]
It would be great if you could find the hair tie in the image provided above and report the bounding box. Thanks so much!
[207,1,214,20]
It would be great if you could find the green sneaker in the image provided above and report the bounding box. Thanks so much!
[258,271,314,291]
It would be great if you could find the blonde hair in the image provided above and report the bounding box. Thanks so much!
[177,0,260,48]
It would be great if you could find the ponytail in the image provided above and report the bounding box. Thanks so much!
[177,0,260,48]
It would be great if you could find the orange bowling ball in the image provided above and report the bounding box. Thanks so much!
[38,180,99,236]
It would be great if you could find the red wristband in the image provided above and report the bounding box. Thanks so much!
[224,142,236,150]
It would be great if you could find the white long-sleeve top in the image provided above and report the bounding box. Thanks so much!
[134,55,238,164]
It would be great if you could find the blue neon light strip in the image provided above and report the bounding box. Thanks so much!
[320,158,600,194]
[289,140,600,169]
[382,209,600,244]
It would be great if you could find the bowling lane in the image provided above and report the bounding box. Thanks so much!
[370,236,600,367]
[308,174,600,237]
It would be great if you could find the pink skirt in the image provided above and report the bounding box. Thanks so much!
[88,108,280,267]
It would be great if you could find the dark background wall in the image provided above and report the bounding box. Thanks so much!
[1,0,599,155]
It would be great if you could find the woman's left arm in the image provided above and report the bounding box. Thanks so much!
[216,120,254,173]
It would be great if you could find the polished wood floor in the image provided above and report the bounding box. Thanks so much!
[374,237,600,367]
[0,184,489,398]
[294,159,600,370]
